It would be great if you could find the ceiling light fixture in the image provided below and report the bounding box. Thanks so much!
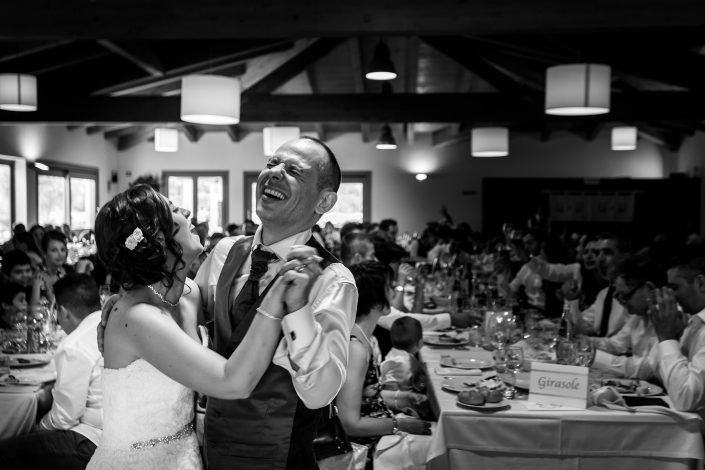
[376,124,398,150]
[180,74,240,125]
[545,64,611,116]
[611,126,637,151]
[415,173,428,181]
[0,73,37,112]
[155,128,179,152]
[33,162,49,171]
[471,127,509,157]
[263,126,301,157]
[366,41,397,81]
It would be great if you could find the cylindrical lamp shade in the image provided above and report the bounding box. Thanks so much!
[611,126,637,151]
[155,128,179,152]
[545,64,611,116]
[263,127,301,156]
[181,75,240,125]
[472,127,509,157]
[0,74,37,111]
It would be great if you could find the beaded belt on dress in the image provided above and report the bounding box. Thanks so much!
[130,422,194,450]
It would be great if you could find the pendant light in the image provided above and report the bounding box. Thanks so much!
[180,75,240,125]
[366,41,397,81]
[376,124,397,150]
[262,126,301,156]
[545,64,611,116]
[611,126,637,151]
[0,73,37,112]
[155,128,179,152]
[472,127,509,157]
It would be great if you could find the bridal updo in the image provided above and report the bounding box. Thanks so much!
[95,184,186,290]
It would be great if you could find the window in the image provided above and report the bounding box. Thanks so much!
[244,171,371,227]
[164,172,228,234]
[36,164,97,230]
[0,160,14,242]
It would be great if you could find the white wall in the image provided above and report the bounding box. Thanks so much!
[0,124,120,225]
[118,128,671,234]
[0,123,684,234]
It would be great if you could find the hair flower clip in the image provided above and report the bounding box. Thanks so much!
[124,227,144,251]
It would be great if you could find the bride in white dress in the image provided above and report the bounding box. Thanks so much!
[87,185,322,469]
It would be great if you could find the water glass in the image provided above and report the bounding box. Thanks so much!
[505,346,524,398]
[573,337,596,367]
[494,347,507,373]
[555,340,576,365]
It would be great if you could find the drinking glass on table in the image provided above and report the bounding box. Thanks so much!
[573,337,596,367]
[505,346,524,398]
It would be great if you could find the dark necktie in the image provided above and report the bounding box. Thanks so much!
[599,285,615,337]
[229,247,278,326]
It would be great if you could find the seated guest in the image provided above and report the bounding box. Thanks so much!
[0,282,28,329]
[31,230,72,306]
[1,250,33,289]
[338,261,432,469]
[591,255,666,379]
[0,273,104,470]
[649,254,705,413]
[566,233,631,337]
[380,317,432,420]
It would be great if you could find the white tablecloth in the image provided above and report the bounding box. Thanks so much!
[0,354,56,439]
[423,346,705,470]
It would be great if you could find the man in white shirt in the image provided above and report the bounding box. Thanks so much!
[567,233,630,337]
[0,273,103,469]
[592,255,665,379]
[649,253,705,413]
[195,137,358,470]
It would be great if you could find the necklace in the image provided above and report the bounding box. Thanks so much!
[354,323,373,350]
[147,284,179,308]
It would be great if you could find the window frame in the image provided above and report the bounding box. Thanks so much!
[243,171,371,225]
[163,171,229,233]
[0,158,15,242]
[34,161,98,230]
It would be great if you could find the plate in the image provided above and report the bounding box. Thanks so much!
[424,336,469,347]
[7,355,50,369]
[456,399,511,411]
[440,356,495,369]
[442,377,504,393]
[600,378,664,396]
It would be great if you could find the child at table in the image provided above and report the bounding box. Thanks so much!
[0,282,28,330]
[380,317,432,419]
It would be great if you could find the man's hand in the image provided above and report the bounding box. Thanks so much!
[650,287,688,342]
[278,245,323,313]
[397,263,415,286]
[97,294,122,354]
[561,279,581,301]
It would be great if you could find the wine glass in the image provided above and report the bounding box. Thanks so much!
[573,337,596,367]
[505,346,524,398]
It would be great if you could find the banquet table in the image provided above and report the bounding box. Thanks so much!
[0,353,56,439]
[422,345,705,470]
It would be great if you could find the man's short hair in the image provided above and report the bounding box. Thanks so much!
[379,219,398,232]
[1,250,31,275]
[596,232,631,254]
[390,316,423,352]
[301,136,341,192]
[341,232,373,266]
[668,248,705,282]
[53,273,101,319]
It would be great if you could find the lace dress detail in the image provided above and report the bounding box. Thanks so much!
[86,359,202,470]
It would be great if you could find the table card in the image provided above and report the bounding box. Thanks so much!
[528,362,588,409]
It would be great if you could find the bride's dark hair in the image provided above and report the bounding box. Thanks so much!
[95,184,186,290]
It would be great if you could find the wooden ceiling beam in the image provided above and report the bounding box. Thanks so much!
[244,38,345,95]
[3,92,705,123]
[92,40,293,96]
[117,126,157,152]
[97,40,164,77]
[2,1,704,39]
[178,124,204,142]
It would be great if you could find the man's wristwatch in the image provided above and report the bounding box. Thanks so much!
[391,416,399,435]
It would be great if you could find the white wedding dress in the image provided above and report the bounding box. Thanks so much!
[87,359,203,470]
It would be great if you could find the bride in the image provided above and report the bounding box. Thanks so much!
[87,185,322,469]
